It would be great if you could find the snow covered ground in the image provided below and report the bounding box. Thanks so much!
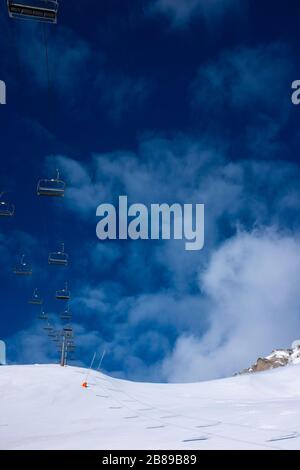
[1,364,300,450]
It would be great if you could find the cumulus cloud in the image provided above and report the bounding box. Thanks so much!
[99,75,152,123]
[14,23,151,124]
[192,42,293,114]
[41,136,300,382]
[151,0,241,27]
[6,134,300,382]
[7,323,58,365]
[6,321,106,370]
[48,136,300,245]
[0,229,39,276]
[9,227,300,383]
[161,229,300,382]
[17,26,92,95]
[191,42,295,158]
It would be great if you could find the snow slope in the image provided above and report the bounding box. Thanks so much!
[1,364,300,450]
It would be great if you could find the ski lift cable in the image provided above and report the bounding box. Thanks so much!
[90,374,279,450]
[38,12,67,268]
[7,2,75,355]
[95,373,295,449]
[41,199,51,251]
[42,22,51,102]
[88,371,190,434]
[7,13,24,87]
[7,1,74,360]
[91,366,199,426]
[7,3,55,263]
[95,379,185,430]
[88,351,300,448]
[83,335,226,435]
[37,174,65,256]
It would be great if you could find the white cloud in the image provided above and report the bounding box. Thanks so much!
[99,76,151,123]
[161,229,300,382]
[191,42,293,134]
[7,323,58,365]
[44,136,300,290]
[151,0,240,27]
[18,27,91,94]
[0,229,39,273]
[7,135,300,382]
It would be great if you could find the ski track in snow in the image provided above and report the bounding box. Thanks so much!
[1,364,300,450]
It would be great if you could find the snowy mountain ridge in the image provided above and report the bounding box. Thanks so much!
[238,344,300,375]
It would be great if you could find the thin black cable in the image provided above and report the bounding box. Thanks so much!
[42,22,52,108]
[8,18,23,88]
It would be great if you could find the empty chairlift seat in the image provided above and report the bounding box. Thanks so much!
[29,288,43,305]
[43,323,53,332]
[13,255,32,276]
[0,193,15,217]
[48,331,57,338]
[63,326,73,334]
[56,283,71,301]
[37,170,66,197]
[60,305,72,321]
[37,308,48,320]
[7,0,58,23]
[48,243,69,266]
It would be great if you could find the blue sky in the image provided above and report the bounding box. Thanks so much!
[1,0,300,382]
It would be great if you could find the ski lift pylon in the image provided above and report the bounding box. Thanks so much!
[0,192,15,217]
[62,325,73,339]
[48,243,69,266]
[7,0,58,24]
[13,255,32,276]
[37,169,66,197]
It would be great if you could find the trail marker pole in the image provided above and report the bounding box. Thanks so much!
[82,352,96,388]
[97,349,106,371]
